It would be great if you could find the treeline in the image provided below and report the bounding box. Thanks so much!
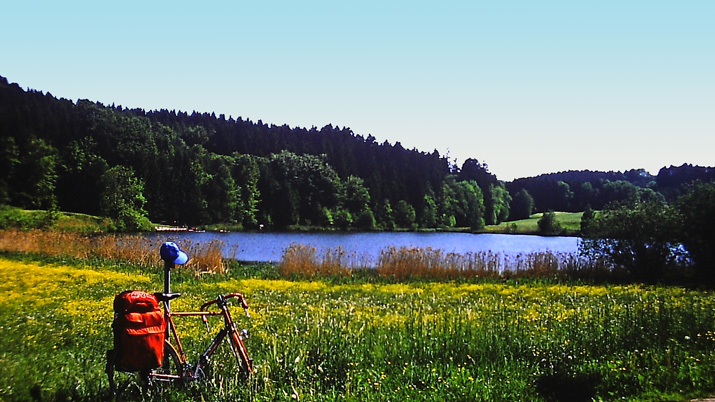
[0,76,505,231]
[507,166,715,218]
[0,75,712,231]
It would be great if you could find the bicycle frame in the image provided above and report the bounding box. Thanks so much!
[155,292,254,382]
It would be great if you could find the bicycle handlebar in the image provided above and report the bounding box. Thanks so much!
[200,293,250,318]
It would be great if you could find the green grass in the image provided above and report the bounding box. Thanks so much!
[0,205,117,233]
[54,212,117,233]
[486,212,584,235]
[1,254,714,401]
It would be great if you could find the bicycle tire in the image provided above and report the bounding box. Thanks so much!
[149,341,184,384]
[228,330,254,376]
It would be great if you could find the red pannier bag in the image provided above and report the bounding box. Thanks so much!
[112,290,166,371]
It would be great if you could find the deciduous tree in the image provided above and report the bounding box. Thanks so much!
[510,188,534,220]
[12,138,59,209]
[99,166,151,231]
[393,200,416,229]
[537,210,562,236]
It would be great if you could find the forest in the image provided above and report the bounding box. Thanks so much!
[1,75,713,233]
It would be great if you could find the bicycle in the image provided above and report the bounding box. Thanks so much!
[106,243,254,397]
[148,291,253,380]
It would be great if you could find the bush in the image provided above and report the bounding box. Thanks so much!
[579,200,684,283]
[334,209,353,230]
[538,211,562,236]
[675,181,715,286]
[354,209,376,230]
[580,205,596,235]
[393,200,416,229]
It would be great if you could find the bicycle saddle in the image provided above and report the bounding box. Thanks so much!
[154,292,182,302]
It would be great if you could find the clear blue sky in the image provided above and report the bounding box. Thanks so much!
[3,0,713,181]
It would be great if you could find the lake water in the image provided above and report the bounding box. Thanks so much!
[147,232,581,264]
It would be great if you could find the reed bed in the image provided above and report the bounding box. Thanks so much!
[279,244,361,277]
[376,246,503,280]
[280,244,611,281]
[0,229,226,273]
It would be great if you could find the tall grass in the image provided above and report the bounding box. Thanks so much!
[0,229,226,273]
[278,244,372,278]
[280,244,612,282]
[485,211,584,235]
[1,257,713,401]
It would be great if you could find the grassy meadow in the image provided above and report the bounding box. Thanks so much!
[485,212,584,235]
[0,206,116,234]
[1,236,714,401]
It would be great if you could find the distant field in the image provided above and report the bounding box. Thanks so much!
[54,212,116,233]
[485,211,584,235]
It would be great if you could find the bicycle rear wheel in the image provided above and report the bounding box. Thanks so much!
[149,341,184,384]
[228,330,254,376]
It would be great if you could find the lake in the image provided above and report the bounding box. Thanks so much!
[147,232,581,264]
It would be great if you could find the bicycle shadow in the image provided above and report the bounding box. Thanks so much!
[535,370,601,402]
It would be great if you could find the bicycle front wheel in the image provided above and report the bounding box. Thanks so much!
[229,330,254,376]
[149,341,184,384]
